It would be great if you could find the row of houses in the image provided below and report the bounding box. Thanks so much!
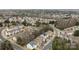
[4,16,55,26]
[4,25,24,38]
[26,30,54,50]
[23,17,55,25]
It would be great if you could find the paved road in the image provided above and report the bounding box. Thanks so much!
[0,27,6,41]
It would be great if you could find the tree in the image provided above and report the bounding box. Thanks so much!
[49,21,55,24]
[52,37,63,50]
[0,22,3,27]
[4,19,10,24]
[4,19,10,27]
[73,30,79,36]
[75,22,79,26]
[22,20,27,26]
[1,40,14,50]
[35,21,41,27]
[11,21,17,25]
[52,37,71,50]
[16,37,26,46]
[42,22,48,25]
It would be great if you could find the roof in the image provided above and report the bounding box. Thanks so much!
[27,41,37,49]
[32,30,54,49]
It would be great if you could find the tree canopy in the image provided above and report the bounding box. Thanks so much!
[73,30,79,36]
[52,37,71,50]
[16,37,27,46]
[1,40,14,50]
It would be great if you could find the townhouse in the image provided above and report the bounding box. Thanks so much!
[4,25,24,38]
[26,30,54,50]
